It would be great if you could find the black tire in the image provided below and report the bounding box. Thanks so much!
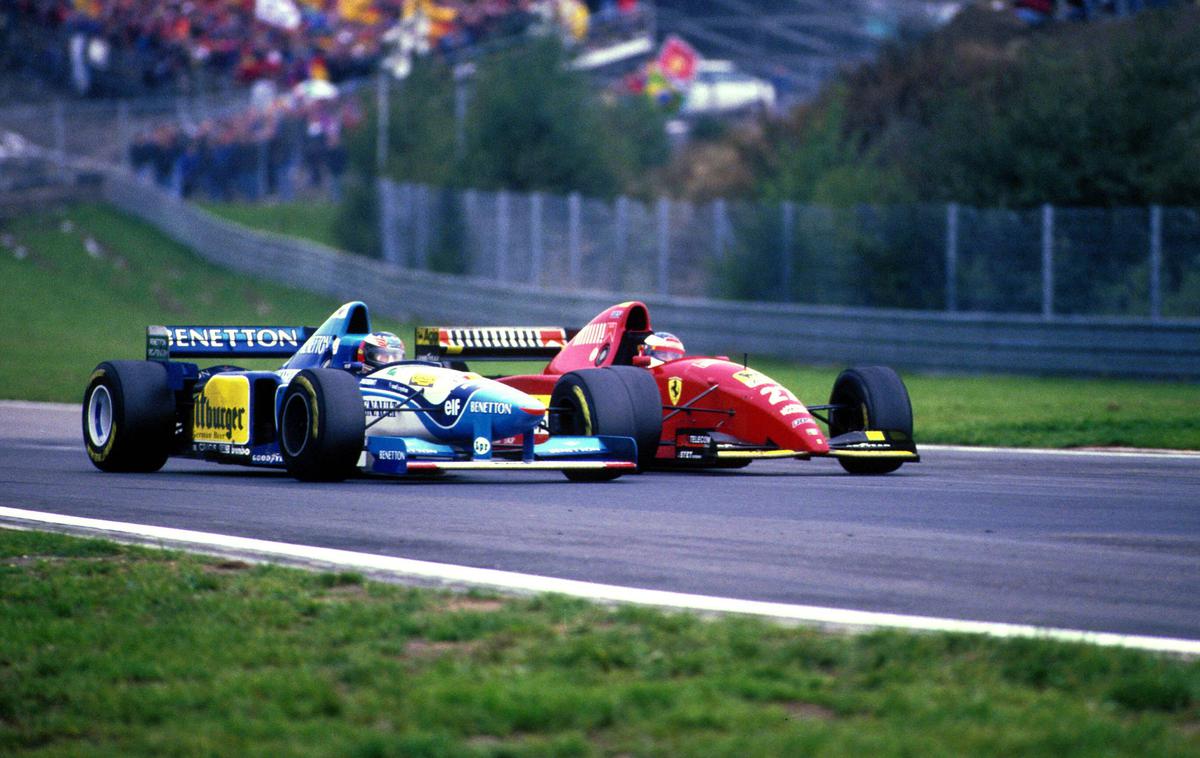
[550,367,663,478]
[82,360,175,473]
[563,467,624,483]
[828,366,913,475]
[604,366,664,468]
[279,369,365,482]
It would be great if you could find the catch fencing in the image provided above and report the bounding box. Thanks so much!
[96,170,1200,379]
[380,180,1200,321]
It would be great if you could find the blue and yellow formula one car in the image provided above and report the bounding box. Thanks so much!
[82,302,642,481]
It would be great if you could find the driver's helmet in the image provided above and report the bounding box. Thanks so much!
[641,331,685,367]
[356,331,406,370]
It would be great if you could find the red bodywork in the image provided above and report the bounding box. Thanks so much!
[495,301,829,463]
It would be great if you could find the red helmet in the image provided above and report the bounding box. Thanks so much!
[641,331,685,366]
[356,331,406,370]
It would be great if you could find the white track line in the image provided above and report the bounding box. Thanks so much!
[0,400,77,411]
[1,506,1197,656]
[921,443,1200,459]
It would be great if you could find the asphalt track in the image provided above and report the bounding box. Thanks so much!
[2,401,1198,642]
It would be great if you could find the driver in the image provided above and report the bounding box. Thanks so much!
[356,331,406,371]
[639,331,685,367]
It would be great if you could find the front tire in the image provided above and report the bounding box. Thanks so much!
[550,367,663,478]
[82,360,175,472]
[279,369,364,482]
[828,366,913,475]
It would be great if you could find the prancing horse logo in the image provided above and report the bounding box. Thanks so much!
[667,377,683,406]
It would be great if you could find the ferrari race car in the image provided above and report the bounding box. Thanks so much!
[416,301,919,474]
[81,302,639,481]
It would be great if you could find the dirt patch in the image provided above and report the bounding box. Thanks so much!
[781,702,837,721]
[208,560,252,572]
[403,639,477,660]
[436,596,507,614]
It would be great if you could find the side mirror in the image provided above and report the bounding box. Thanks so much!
[631,355,652,368]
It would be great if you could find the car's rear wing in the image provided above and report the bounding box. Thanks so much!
[146,325,318,361]
[414,326,577,362]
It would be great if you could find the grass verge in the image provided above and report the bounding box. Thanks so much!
[1,202,1196,448]
[199,200,342,249]
[0,203,408,401]
[1,528,1197,757]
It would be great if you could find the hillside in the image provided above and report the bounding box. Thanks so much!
[666,4,1200,207]
[0,204,408,401]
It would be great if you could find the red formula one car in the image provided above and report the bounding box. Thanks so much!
[415,301,919,475]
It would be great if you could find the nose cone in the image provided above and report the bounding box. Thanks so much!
[520,396,546,417]
[470,381,544,439]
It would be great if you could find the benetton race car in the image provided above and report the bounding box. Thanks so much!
[82,302,640,481]
[416,300,919,474]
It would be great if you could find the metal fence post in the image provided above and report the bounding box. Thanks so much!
[463,188,478,275]
[1150,204,1162,321]
[378,178,398,265]
[614,195,628,290]
[568,192,582,287]
[256,141,269,199]
[531,192,544,288]
[116,100,130,167]
[657,197,670,295]
[53,101,66,164]
[399,183,414,267]
[415,185,430,269]
[454,74,468,160]
[1041,203,1054,319]
[496,190,510,282]
[713,199,727,259]
[375,74,389,174]
[781,201,795,301]
[945,202,959,312]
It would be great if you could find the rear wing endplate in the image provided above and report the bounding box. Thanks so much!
[414,326,576,361]
[147,325,317,360]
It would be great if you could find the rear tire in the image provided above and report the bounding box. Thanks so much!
[82,360,175,473]
[279,369,364,482]
[828,366,913,475]
[550,367,662,477]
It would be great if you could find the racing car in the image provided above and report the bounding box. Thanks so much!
[415,300,919,474]
[81,302,640,481]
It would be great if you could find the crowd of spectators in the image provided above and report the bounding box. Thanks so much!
[128,86,361,201]
[6,0,645,96]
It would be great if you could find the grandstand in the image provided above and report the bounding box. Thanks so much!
[653,0,963,103]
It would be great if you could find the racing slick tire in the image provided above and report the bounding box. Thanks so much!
[82,360,175,473]
[550,367,663,480]
[828,366,913,475]
[605,366,665,469]
[279,369,365,482]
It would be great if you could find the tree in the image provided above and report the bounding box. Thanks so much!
[462,38,665,197]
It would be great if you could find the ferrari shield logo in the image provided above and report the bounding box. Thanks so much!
[668,377,683,406]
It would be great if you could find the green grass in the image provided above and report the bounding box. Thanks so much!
[1,202,1197,449]
[0,203,408,401]
[1,529,1197,757]
[753,360,1200,450]
[200,200,342,249]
